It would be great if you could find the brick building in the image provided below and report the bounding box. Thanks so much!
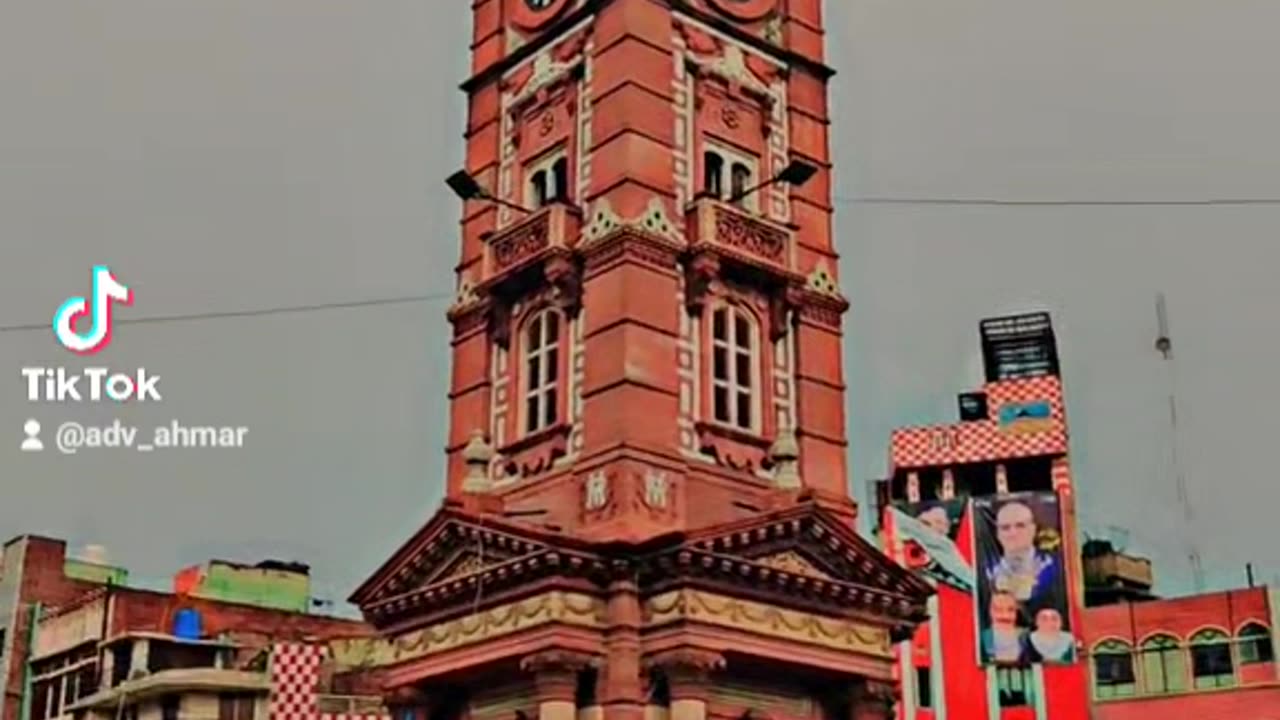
[0,536,375,720]
[339,1,932,720]
[874,312,1280,718]
[1081,556,1279,718]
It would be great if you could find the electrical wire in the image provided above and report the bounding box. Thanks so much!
[0,292,454,335]
[833,195,1280,206]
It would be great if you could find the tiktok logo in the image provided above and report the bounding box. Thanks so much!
[52,266,133,355]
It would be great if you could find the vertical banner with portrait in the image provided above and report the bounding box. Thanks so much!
[974,492,1076,666]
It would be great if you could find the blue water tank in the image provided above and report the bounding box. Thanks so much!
[172,608,202,639]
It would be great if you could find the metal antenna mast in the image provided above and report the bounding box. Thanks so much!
[1155,293,1204,591]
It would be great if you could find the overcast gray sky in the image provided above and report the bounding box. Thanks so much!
[3,0,1277,611]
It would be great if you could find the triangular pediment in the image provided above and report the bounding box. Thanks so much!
[349,508,554,612]
[684,504,934,602]
[752,550,833,580]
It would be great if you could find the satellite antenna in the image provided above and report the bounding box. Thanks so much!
[1154,293,1204,592]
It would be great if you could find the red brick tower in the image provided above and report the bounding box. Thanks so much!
[349,3,930,720]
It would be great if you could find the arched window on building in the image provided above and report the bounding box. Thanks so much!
[1190,628,1235,689]
[1139,634,1187,694]
[709,304,759,433]
[1238,623,1274,665]
[703,151,724,198]
[730,162,753,204]
[1092,640,1137,699]
[522,309,561,435]
[526,150,570,208]
[701,144,759,211]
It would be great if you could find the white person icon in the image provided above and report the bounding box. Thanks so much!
[21,419,43,452]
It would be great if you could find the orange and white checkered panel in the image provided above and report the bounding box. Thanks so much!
[270,643,325,720]
[269,643,391,720]
[890,376,1068,469]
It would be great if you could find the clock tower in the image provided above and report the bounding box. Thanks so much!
[348,3,931,720]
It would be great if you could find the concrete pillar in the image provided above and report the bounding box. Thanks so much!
[521,651,598,720]
[643,649,725,720]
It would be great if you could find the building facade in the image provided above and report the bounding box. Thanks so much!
[876,313,1090,720]
[346,2,930,720]
[1082,585,1279,719]
[0,536,372,720]
[874,312,1280,719]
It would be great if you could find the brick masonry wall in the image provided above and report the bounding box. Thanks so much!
[1092,683,1280,720]
[109,589,370,641]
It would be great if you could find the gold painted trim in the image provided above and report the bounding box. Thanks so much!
[330,592,606,668]
[643,590,892,659]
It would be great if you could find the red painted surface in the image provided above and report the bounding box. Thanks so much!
[937,512,990,720]
[884,364,1279,720]
[1082,587,1271,646]
[1092,684,1280,720]
[107,586,368,640]
[884,372,1091,720]
[1081,587,1279,717]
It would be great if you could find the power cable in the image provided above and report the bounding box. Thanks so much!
[0,292,454,335]
[833,195,1280,206]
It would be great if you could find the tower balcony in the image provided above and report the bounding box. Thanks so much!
[480,201,582,285]
[684,196,796,276]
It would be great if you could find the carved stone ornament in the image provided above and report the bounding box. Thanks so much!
[462,430,495,492]
[767,426,800,489]
[581,197,683,246]
[806,261,841,297]
[451,272,481,313]
[643,648,726,683]
[714,207,787,263]
[853,679,897,713]
[511,53,577,111]
[491,213,551,273]
[690,44,773,100]
[642,470,669,509]
[683,252,721,314]
[520,649,599,675]
[584,470,609,510]
[521,649,598,703]
[543,254,583,317]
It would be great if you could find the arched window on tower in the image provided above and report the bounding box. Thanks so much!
[529,170,549,207]
[522,309,561,435]
[1091,640,1136,699]
[1238,622,1274,665]
[526,149,570,208]
[1189,628,1235,689]
[710,304,758,432]
[1139,634,1186,694]
[703,151,724,198]
[730,162,752,204]
[701,143,759,211]
[551,157,569,201]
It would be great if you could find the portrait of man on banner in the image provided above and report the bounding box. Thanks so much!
[974,492,1076,665]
